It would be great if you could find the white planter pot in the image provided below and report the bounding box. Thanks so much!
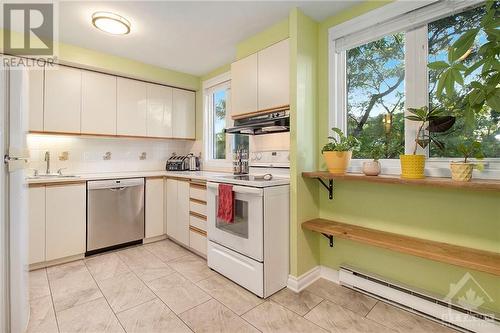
[362,160,381,176]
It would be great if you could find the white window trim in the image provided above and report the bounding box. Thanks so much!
[202,71,232,169]
[328,0,499,179]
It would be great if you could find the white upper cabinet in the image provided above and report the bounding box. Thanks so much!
[147,84,173,138]
[231,53,258,117]
[28,66,44,131]
[82,71,117,135]
[44,65,82,133]
[117,77,148,136]
[172,88,195,139]
[258,39,290,110]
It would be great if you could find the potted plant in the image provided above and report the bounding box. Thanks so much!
[322,127,360,174]
[401,106,455,179]
[451,141,484,181]
[363,145,383,176]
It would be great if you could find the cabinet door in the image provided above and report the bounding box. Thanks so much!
[45,184,86,261]
[44,65,82,133]
[176,180,190,246]
[82,71,117,135]
[231,53,258,117]
[172,89,195,139]
[146,178,165,238]
[258,39,290,110]
[28,186,45,264]
[165,178,178,239]
[28,66,44,131]
[147,84,173,138]
[117,77,148,136]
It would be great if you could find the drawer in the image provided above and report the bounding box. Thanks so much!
[189,227,207,257]
[190,184,206,201]
[190,213,206,231]
[190,199,206,216]
[207,241,263,297]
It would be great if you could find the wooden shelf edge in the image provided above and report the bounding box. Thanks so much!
[302,218,500,276]
[302,171,500,191]
[28,131,196,141]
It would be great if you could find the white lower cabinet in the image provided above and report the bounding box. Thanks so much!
[145,178,165,238]
[45,184,86,262]
[28,187,45,265]
[166,178,190,247]
[189,229,207,257]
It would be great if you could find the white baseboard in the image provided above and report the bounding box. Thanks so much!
[287,266,339,292]
[287,266,321,292]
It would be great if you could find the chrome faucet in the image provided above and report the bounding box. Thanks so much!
[44,151,50,174]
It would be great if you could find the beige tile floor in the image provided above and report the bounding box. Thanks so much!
[27,239,459,333]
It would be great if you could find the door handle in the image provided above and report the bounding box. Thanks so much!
[109,187,126,191]
[4,154,29,172]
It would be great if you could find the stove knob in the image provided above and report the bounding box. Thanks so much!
[251,153,256,161]
[256,153,262,160]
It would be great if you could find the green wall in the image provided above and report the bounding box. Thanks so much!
[309,1,500,314]
[289,9,320,276]
[235,19,289,60]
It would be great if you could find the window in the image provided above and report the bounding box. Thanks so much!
[330,1,499,177]
[428,6,499,158]
[347,33,405,158]
[203,72,249,168]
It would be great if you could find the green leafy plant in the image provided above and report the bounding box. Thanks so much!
[369,144,384,161]
[456,141,485,163]
[428,0,500,120]
[322,127,360,152]
[405,106,456,154]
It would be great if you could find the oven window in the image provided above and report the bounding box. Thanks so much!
[216,197,249,239]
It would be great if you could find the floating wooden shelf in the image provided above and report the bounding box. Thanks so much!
[303,171,500,197]
[303,218,500,276]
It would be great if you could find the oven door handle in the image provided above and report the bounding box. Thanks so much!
[207,182,263,196]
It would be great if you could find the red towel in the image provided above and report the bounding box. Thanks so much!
[217,184,234,223]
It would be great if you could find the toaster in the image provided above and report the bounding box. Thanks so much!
[166,154,190,171]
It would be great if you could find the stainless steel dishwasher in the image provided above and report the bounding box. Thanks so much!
[87,178,145,254]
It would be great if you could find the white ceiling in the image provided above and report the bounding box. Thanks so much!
[55,1,359,76]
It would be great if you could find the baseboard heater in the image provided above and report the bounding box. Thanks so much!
[338,267,500,333]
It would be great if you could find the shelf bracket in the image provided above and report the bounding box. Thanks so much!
[322,233,334,247]
[317,178,334,200]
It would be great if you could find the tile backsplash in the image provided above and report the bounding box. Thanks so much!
[27,134,195,175]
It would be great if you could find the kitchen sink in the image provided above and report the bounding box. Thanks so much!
[26,174,80,179]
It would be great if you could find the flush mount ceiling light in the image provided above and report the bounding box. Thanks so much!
[92,12,131,35]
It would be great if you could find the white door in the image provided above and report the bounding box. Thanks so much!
[206,182,264,261]
[165,178,178,239]
[147,84,173,138]
[172,89,195,139]
[45,184,86,261]
[81,71,117,135]
[5,62,30,333]
[258,39,290,110]
[145,178,165,238]
[117,77,148,136]
[176,180,190,246]
[44,64,82,133]
[231,53,258,117]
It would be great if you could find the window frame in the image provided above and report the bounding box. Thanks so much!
[203,72,232,169]
[328,0,500,179]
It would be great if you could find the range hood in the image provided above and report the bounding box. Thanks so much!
[225,111,289,135]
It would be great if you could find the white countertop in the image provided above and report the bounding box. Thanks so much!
[26,170,230,185]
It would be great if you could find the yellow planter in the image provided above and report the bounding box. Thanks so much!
[450,162,474,182]
[323,151,352,174]
[400,154,425,179]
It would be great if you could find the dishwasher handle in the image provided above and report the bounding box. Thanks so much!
[88,178,145,190]
[109,187,127,192]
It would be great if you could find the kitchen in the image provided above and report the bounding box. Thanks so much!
[1,1,499,333]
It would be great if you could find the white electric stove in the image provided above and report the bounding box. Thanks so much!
[206,150,290,298]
